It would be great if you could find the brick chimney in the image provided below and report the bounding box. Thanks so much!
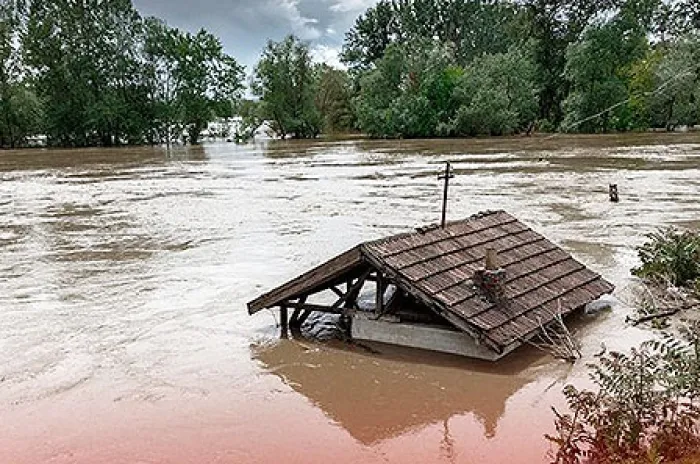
[473,248,508,305]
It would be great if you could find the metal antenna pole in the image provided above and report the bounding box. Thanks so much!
[438,162,454,228]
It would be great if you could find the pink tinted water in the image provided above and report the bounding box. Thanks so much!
[0,133,699,463]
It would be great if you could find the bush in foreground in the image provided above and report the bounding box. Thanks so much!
[632,228,700,289]
[547,323,700,463]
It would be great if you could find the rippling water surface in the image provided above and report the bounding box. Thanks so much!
[1,133,699,463]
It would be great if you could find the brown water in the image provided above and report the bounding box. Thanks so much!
[0,133,698,463]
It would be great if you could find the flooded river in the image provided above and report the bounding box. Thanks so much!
[1,133,699,463]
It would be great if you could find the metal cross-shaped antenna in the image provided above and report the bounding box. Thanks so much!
[438,161,454,228]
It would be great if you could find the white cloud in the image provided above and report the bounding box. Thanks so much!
[311,44,346,69]
[278,0,322,40]
[329,0,377,13]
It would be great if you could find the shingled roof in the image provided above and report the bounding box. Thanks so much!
[248,211,614,354]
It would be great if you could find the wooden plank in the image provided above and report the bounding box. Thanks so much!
[343,269,372,310]
[248,246,364,314]
[297,310,312,325]
[284,301,345,314]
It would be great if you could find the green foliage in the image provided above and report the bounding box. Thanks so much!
[315,65,355,133]
[0,0,43,147]
[548,325,700,463]
[632,228,700,288]
[562,15,650,133]
[0,83,44,147]
[647,37,700,130]
[6,0,243,148]
[354,40,538,138]
[341,0,520,71]
[451,46,539,136]
[235,99,264,140]
[24,0,148,146]
[354,41,463,138]
[252,35,322,139]
[164,28,244,145]
[343,0,700,137]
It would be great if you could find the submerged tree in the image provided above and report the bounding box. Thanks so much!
[355,41,462,138]
[647,36,700,130]
[315,65,355,133]
[561,15,650,133]
[18,0,243,147]
[23,0,149,146]
[252,35,322,139]
[168,28,244,145]
[451,45,539,136]
[0,0,43,148]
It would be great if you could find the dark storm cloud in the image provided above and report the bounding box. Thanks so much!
[132,0,378,72]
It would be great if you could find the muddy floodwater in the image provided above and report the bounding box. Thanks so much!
[1,133,699,463]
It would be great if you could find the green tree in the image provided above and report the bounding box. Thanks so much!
[24,0,148,146]
[646,37,700,130]
[0,0,43,148]
[235,99,264,140]
[451,45,539,136]
[143,17,180,144]
[0,84,43,147]
[342,0,520,71]
[315,65,355,133]
[522,0,625,126]
[252,35,322,139]
[21,0,243,147]
[355,41,463,138]
[143,20,244,145]
[172,29,244,145]
[561,12,650,133]
[341,0,396,72]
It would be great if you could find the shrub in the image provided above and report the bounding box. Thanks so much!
[632,228,700,288]
[547,323,700,463]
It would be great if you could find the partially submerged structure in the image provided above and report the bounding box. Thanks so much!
[248,211,614,361]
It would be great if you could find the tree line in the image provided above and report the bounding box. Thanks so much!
[2,0,700,147]
[253,0,700,139]
[342,0,700,138]
[0,0,244,148]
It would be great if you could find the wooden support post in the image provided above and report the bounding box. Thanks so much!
[343,269,372,311]
[280,306,289,339]
[289,297,307,329]
[290,309,302,328]
[330,286,345,298]
[375,273,385,315]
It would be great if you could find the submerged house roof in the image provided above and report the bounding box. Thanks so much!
[248,211,614,356]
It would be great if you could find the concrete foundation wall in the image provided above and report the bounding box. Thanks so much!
[351,313,512,361]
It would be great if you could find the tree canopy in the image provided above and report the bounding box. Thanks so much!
[2,0,244,148]
[343,0,700,138]
[252,35,322,139]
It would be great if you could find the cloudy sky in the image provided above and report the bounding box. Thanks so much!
[132,0,377,73]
